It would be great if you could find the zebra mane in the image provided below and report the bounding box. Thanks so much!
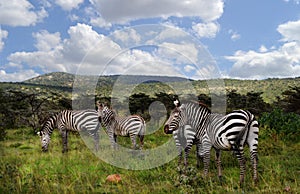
[40,113,58,134]
[186,101,211,113]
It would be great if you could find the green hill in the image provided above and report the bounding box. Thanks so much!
[1,72,300,103]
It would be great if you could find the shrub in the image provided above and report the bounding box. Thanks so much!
[259,109,300,143]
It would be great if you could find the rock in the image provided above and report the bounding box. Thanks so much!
[106,174,122,183]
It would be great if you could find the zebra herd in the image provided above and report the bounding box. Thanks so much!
[164,100,259,184]
[38,99,259,185]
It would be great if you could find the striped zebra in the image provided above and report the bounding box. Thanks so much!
[164,100,259,185]
[97,103,146,149]
[171,125,222,177]
[172,125,201,169]
[38,110,100,153]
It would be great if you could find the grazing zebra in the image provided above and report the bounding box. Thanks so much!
[97,103,146,149]
[38,110,100,153]
[164,100,259,185]
[172,125,201,169]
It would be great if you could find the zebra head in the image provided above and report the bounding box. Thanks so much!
[38,115,56,152]
[164,100,187,134]
[97,102,115,124]
[38,130,51,152]
[96,102,104,118]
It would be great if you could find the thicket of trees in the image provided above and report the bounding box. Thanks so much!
[0,86,299,141]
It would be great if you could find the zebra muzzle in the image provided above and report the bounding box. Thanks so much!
[164,125,173,134]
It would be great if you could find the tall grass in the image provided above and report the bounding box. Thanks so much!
[0,128,299,193]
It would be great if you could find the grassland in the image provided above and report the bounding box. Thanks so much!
[0,127,299,193]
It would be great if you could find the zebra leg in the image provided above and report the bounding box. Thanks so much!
[183,145,192,170]
[130,134,137,149]
[94,131,99,152]
[61,130,68,153]
[233,146,246,185]
[202,151,211,178]
[196,142,202,168]
[250,150,259,184]
[249,120,259,184]
[113,134,118,149]
[138,134,144,150]
[201,142,212,178]
[178,149,183,168]
[214,148,223,182]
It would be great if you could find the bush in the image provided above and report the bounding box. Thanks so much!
[0,127,6,141]
[259,109,300,142]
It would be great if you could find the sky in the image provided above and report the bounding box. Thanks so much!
[0,0,300,82]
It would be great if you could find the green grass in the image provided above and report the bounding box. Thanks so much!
[0,128,299,193]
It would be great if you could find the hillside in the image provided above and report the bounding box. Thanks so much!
[24,72,192,87]
[1,72,300,103]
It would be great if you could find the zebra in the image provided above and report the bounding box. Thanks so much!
[97,103,146,149]
[171,125,201,169]
[170,124,223,177]
[38,109,100,153]
[164,100,259,185]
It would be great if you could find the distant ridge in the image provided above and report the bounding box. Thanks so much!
[24,72,193,87]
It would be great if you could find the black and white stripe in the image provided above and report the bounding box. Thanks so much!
[97,103,146,149]
[164,101,259,184]
[38,110,100,152]
[172,125,201,169]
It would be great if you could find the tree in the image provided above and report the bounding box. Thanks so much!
[279,86,300,114]
[129,93,153,121]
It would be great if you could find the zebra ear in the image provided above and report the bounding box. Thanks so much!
[174,99,181,107]
[37,131,41,136]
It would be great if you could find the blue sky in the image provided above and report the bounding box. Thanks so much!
[1,0,300,82]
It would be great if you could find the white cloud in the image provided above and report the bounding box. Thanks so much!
[226,19,300,79]
[0,69,39,82]
[5,22,218,81]
[228,30,240,41]
[90,16,112,28]
[192,22,220,38]
[277,20,300,42]
[157,42,199,64]
[226,42,300,79]
[113,29,141,45]
[33,30,61,51]
[54,0,84,11]
[184,65,196,72]
[0,28,8,52]
[90,0,224,24]
[0,0,48,26]
[259,45,268,53]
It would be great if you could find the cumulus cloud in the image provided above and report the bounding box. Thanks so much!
[7,23,109,74]
[90,0,224,25]
[157,42,199,64]
[277,20,300,42]
[226,20,300,79]
[54,0,84,11]
[192,22,220,38]
[0,69,39,82]
[33,30,61,51]
[113,29,141,45]
[6,23,213,81]
[0,0,47,26]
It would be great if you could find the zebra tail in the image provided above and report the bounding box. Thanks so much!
[235,113,252,147]
[139,120,146,136]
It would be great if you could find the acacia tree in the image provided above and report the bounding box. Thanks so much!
[277,86,300,114]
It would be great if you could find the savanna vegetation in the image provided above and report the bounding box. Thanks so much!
[0,72,299,193]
